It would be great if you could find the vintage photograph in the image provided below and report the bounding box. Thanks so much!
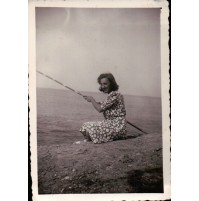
[29,1,170,200]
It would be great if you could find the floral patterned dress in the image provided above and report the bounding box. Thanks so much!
[80,91,127,144]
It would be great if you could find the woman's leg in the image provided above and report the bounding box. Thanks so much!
[80,130,91,141]
[85,130,91,141]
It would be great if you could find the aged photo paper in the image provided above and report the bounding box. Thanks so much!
[29,0,170,200]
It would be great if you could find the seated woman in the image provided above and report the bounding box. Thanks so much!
[79,73,127,144]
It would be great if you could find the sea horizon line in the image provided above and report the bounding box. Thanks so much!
[36,87,161,99]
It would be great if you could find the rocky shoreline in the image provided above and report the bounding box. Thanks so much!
[37,133,163,194]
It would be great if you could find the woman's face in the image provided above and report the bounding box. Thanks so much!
[100,78,111,93]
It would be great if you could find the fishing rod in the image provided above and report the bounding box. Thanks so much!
[37,70,148,134]
[37,70,84,97]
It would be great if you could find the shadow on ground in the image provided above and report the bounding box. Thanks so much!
[127,167,163,193]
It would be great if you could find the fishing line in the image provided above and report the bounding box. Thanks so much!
[37,70,148,134]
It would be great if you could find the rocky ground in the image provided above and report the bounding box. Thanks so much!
[37,132,163,194]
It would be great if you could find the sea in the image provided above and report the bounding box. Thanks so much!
[37,88,162,146]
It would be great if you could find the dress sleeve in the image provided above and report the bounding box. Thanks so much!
[100,92,119,111]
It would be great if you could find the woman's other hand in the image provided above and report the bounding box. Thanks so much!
[83,96,94,102]
[83,96,102,112]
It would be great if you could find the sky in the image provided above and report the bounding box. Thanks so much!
[36,8,161,97]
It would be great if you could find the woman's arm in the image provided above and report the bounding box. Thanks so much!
[83,96,103,113]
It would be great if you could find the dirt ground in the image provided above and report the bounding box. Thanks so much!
[37,132,163,194]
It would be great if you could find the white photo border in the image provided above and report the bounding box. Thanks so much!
[29,0,170,200]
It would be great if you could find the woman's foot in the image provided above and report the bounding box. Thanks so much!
[73,139,91,144]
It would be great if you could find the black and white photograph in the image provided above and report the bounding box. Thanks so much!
[29,0,170,200]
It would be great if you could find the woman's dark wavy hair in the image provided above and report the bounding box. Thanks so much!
[97,73,119,93]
